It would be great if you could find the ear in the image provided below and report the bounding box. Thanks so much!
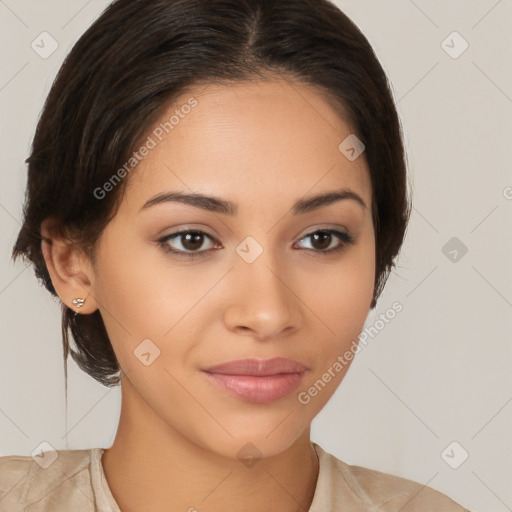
[40,217,98,315]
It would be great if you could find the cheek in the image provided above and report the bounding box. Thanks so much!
[90,233,176,356]
[91,233,219,372]
[304,238,375,338]
[299,235,375,387]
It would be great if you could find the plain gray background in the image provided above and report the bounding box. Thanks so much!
[1,1,511,510]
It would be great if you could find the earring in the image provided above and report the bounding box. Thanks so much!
[72,297,86,315]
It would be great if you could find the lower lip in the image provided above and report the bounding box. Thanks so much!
[203,371,306,403]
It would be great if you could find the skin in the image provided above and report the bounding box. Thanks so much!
[41,78,375,512]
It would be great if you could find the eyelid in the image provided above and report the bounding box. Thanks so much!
[157,226,356,258]
[158,229,218,255]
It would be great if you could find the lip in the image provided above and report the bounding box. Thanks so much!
[204,357,309,376]
[202,357,309,403]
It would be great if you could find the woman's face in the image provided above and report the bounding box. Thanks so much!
[88,79,375,459]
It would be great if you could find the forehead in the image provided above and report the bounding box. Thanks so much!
[123,79,371,215]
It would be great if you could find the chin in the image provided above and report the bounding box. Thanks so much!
[194,418,310,463]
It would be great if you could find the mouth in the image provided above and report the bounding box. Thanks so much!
[201,357,309,403]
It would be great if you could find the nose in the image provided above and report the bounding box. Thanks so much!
[222,254,302,342]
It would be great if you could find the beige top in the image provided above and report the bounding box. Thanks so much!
[0,443,469,511]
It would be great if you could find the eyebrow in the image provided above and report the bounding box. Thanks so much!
[140,188,367,215]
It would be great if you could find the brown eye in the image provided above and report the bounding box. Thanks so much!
[158,228,355,259]
[295,229,355,253]
[158,230,218,257]
[310,231,332,251]
[179,232,206,251]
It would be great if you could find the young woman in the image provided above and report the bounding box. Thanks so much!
[0,0,469,510]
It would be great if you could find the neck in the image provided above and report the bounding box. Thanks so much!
[101,375,319,512]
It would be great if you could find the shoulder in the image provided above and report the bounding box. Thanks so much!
[0,448,98,511]
[313,443,470,511]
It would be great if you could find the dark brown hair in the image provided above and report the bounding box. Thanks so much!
[12,0,412,388]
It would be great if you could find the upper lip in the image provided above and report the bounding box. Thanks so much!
[203,357,309,376]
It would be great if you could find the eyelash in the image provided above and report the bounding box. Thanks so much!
[157,228,356,259]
